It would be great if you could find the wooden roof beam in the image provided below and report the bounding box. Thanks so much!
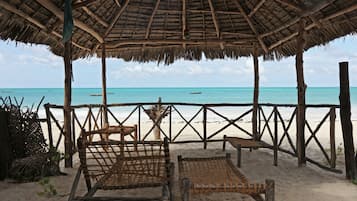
[248,0,266,17]
[145,0,161,39]
[269,3,357,50]
[36,0,103,43]
[82,6,109,27]
[182,0,186,48]
[261,0,336,38]
[74,0,109,27]
[207,0,224,49]
[0,0,90,51]
[73,0,97,9]
[207,0,220,38]
[233,0,268,53]
[113,0,121,7]
[107,39,253,48]
[274,0,303,12]
[103,0,130,38]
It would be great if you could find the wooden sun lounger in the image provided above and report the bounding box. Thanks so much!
[68,136,174,201]
[178,154,274,201]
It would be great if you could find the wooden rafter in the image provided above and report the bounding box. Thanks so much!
[268,3,357,50]
[103,0,130,38]
[261,0,336,38]
[74,0,109,27]
[145,0,161,39]
[182,0,186,48]
[82,6,109,27]
[106,39,253,48]
[274,0,303,12]
[207,0,220,38]
[114,0,121,7]
[36,0,103,43]
[249,0,266,17]
[233,0,268,53]
[207,0,224,49]
[0,0,90,51]
[73,0,97,9]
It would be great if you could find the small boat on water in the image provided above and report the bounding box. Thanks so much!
[190,92,202,94]
[90,92,114,96]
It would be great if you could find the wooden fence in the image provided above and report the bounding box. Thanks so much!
[44,102,340,173]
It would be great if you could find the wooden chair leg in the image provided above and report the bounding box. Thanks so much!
[237,145,242,167]
[181,178,191,201]
[265,179,275,201]
[273,146,278,166]
[68,167,82,201]
[223,135,227,151]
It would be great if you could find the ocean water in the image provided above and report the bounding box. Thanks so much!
[1,87,356,120]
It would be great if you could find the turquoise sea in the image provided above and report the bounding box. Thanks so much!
[0,87,356,106]
[1,87,356,120]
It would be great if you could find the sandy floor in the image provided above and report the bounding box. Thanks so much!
[1,108,356,201]
[1,141,356,201]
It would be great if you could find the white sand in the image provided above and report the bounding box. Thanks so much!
[1,112,357,201]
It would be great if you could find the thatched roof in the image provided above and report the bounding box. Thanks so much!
[0,0,356,64]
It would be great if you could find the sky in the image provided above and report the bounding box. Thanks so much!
[0,35,356,88]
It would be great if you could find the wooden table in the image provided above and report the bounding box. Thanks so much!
[223,135,277,167]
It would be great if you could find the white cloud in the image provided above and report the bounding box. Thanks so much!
[0,52,4,63]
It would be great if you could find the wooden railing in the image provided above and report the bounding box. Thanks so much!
[44,102,340,172]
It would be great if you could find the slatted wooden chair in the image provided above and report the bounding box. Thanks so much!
[178,154,274,201]
[68,133,174,201]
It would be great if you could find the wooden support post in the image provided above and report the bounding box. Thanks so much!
[339,62,357,180]
[252,47,259,140]
[329,107,336,168]
[295,19,306,166]
[101,43,109,128]
[203,105,207,149]
[44,103,54,150]
[64,40,73,168]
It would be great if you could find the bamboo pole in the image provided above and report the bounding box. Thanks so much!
[339,62,357,180]
[252,47,259,140]
[64,40,73,168]
[101,43,109,127]
[295,19,306,166]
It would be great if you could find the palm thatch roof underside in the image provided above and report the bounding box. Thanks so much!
[0,0,356,64]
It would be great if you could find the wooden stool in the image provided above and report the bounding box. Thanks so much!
[223,135,278,167]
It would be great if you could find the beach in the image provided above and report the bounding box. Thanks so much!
[1,87,357,200]
[0,116,356,201]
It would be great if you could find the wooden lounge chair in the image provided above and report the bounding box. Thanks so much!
[68,134,174,201]
[223,135,278,167]
[178,154,274,201]
[87,124,138,144]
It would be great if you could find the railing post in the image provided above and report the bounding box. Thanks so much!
[169,105,172,142]
[71,108,76,151]
[329,106,336,168]
[274,106,278,166]
[88,106,92,132]
[203,105,207,149]
[44,103,54,151]
[138,105,141,141]
[258,105,261,140]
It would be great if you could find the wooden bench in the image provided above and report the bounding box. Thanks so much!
[178,154,274,201]
[223,135,278,167]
